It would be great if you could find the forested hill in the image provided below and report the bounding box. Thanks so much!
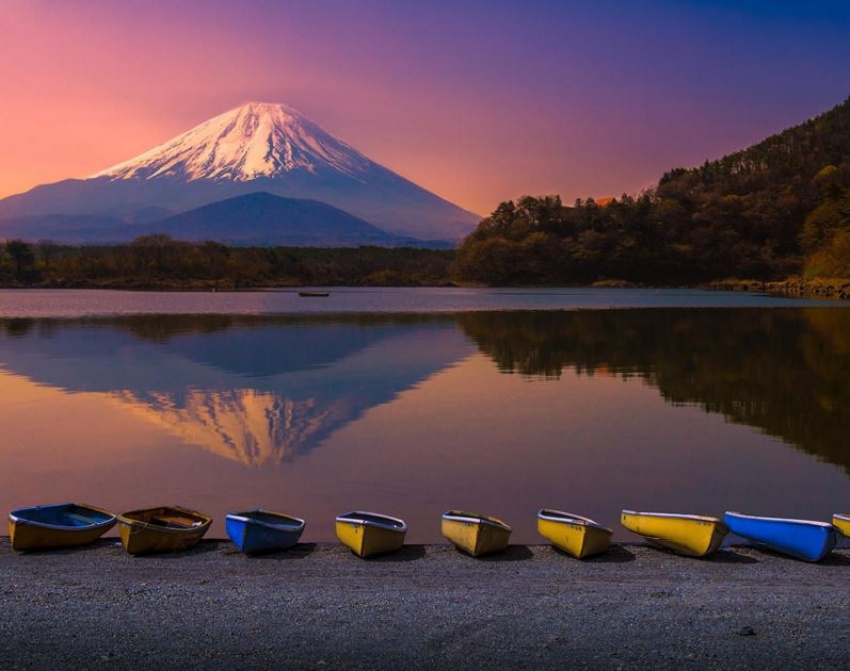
[453,96,850,285]
[661,96,850,198]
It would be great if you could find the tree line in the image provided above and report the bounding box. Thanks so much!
[0,235,454,288]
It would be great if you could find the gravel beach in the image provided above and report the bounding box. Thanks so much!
[1,539,848,670]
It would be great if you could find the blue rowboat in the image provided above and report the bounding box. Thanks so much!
[225,509,306,555]
[8,502,116,552]
[723,511,839,562]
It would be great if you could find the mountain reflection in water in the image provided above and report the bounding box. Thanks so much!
[0,308,848,541]
[0,314,470,465]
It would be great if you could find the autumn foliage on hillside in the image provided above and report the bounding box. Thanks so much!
[453,97,850,285]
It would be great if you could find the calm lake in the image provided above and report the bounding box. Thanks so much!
[0,288,848,543]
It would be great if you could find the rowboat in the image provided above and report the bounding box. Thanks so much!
[833,514,850,537]
[117,506,212,555]
[537,509,612,558]
[8,502,116,552]
[225,509,305,555]
[335,511,407,558]
[441,510,512,557]
[298,291,330,297]
[723,511,839,562]
[620,509,728,557]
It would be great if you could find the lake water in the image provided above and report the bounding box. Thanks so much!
[0,288,848,543]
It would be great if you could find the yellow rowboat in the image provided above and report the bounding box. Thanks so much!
[335,511,407,558]
[118,506,212,556]
[620,509,728,557]
[832,514,850,537]
[8,502,116,552]
[441,510,512,557]
[537,509,613,558]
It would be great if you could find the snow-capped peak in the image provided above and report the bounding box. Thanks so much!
[92,102,374,182]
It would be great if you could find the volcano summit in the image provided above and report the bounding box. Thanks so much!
[94,102,392,184]
[0,103,479,245]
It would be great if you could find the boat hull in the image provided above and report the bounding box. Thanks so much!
[724,511,839,562]
[537,509,612,559]
[118,506,212,556]
[620,510,728,557]
[8,503,116,552]
[833,514,850,538]
[226,509,305,555]
[441,510,511,557]
[335,511,406,558]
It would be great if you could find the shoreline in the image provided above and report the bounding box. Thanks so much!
[1,279,849,300]
[2,539,848,670]
[702,277,850,300]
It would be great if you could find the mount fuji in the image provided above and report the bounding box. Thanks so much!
[0,102,480,245]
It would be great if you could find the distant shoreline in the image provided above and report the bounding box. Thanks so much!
[702,277,850,301]
[2,278,849,300]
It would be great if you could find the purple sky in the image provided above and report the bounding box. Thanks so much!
[3,0,849,215]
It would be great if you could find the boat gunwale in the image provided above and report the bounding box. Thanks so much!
[724,511,836,530]
[441,510,512,532]
[9,502,117,531]
[118,506,212,535]
[335,510,407,532]
[834,513,850,523]
[537,508,612,532]
[225,509,306,532]
[622,509,724,524]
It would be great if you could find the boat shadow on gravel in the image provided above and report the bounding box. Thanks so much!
[362,545,427,562]
[476,545,535,562]
[115,540,227,559]
[737,546,850,566]
[218,542,319,560]
[819,552,850,566]
[556,544,637,563]
[703,548,760,564]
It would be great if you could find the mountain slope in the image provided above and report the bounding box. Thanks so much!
[0,102,480,243]
[144,192,413,246]
[658,96,850,198]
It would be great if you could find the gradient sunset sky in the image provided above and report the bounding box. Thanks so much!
[3,1,849,216]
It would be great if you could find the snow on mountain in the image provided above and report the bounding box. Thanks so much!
[0,102,481,243]
[92,102,373,182]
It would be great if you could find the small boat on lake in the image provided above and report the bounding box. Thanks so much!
[620,509,728,557]
[225,509,305,555]
[723,511,839,562]
[537,509,612,559]
[335,511,407,558]
[117,506,212,555]
[8,502,116,552]
[298,291,330,297]
[833,513,850,537]
[441,510,512,557]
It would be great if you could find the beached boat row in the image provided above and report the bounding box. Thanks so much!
[6,503,850,562]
